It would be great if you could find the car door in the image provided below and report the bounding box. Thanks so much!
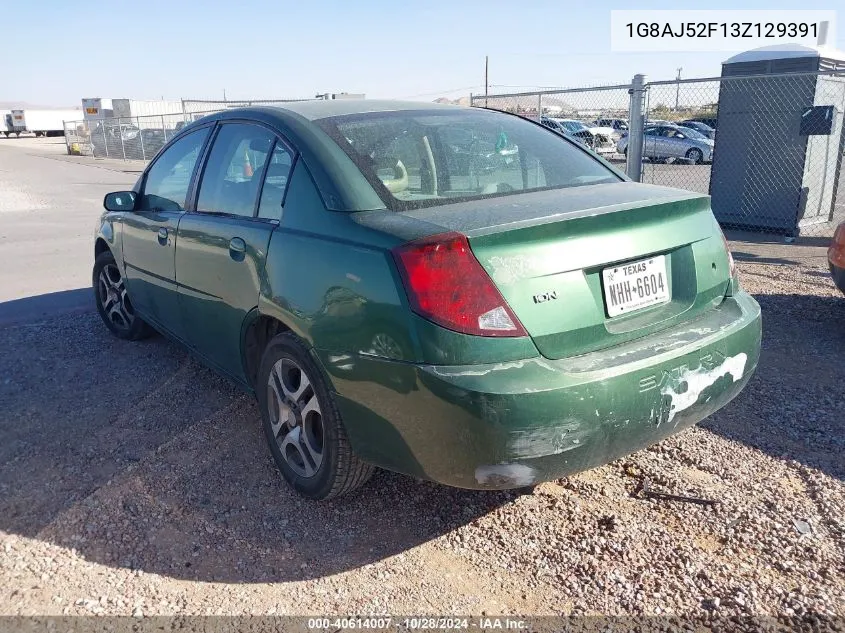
[175,122,295,381]
[643,127,659,158]
[121,126,211,337]
[664,128,687,158]
[654,126,673,158]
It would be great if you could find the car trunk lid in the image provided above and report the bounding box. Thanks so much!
[397,182,732,359]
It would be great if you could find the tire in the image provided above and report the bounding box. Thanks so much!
[93,250,152,341]
[686,148,704,165]
[257,332,375,500]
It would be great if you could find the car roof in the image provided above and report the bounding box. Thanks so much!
[259,99,463,121]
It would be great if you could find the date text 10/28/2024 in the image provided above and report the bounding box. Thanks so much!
[307,617,528,630]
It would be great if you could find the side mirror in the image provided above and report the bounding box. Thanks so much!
[103,191,137,212]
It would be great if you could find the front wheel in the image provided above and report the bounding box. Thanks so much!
[686,148,704,165]
[257,333,375,500]
[93,250,152,340]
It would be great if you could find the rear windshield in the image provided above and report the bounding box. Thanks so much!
[677,126,707,140]
[315,108,622,211]
[561,120,586,133]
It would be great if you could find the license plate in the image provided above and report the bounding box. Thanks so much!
[602,255,669,317]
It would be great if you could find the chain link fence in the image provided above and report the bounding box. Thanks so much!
[64,98,316,162]
[64,112,203,161]
[475,85,633,165]
[472,70,845,238]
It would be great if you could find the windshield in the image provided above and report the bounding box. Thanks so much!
[561,120,587,133]
[677,126,707,140]
[316,109,621,211]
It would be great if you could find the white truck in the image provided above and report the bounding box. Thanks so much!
[3,110,26,137]
[5,109,83,137]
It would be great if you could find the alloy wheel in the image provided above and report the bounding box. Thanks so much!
[687,148,703,164]
[97,263,135,330]
[266,358,325,478]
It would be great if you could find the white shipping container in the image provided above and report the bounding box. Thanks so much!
[111,99,183,119]
[82,98,114,120]
[23,109,84,135]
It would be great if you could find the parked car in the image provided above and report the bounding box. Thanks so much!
[829,221,845,295]
[594,118,628,133]
[94,101,761,499]
[686,117,718,131]
[554,119,616,154]
[679,120,716,140]
[540,117,615,154]
[617,124,714,164]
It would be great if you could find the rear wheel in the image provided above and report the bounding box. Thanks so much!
[686,148,704,165]
[257,332,374,500]
[93,250,152,340]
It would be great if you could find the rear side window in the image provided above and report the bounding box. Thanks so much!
[316,109,620,211]
[257,142,294,220]
[138,127,209,212]
[197,123,276,217]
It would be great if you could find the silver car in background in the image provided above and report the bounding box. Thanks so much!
[617,124,714,164]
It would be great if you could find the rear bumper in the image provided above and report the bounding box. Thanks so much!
[322,291,761,489]
[830,262,845,295]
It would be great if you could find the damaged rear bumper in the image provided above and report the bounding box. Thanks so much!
[325,291,761,490]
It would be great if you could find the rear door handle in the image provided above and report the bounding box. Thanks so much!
[229,237,246,260]
[157,227,168,245]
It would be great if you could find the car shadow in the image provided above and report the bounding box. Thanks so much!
[0,290,518,584]
[701,292,844,482]
[0,287,91,326]
[0,289,841,585]
[732,250,801,267]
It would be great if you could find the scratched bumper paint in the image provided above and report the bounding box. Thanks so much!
[321,291,762,490]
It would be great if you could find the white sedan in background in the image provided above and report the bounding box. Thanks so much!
[544,118,616,155]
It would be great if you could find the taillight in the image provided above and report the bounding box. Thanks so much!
[830,223,845,268]
[392,232,528,337]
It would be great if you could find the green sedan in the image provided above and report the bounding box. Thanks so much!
[93,101,762,499]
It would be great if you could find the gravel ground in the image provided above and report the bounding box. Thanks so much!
[1,257,842,626]
[0,140,843,627]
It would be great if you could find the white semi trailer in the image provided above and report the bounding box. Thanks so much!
[5,109,83,137]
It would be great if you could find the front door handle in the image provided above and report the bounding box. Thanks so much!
[157,227,168,245]
[229,237,246,261]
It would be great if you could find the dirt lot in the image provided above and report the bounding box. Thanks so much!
[0,138,843,626]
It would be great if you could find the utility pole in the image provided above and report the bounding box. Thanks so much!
[223,88,227,103]
[484,55,489,107]
[674,68,682,111]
